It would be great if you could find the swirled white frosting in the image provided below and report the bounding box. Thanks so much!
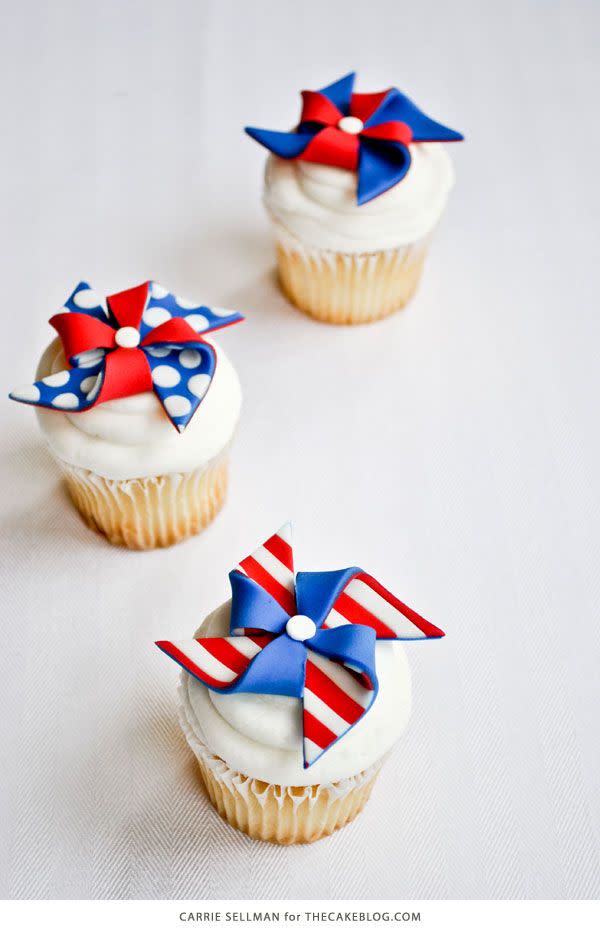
[263,145,455,253]
[34,339,241,480]
[179,601,412,786]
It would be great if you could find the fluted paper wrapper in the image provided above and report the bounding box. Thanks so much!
[272,221,431,325]
[56,446,229,549]
[179,689,382,845]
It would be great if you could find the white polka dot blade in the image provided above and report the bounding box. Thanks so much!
[138,282,244,340]
[9,358,105,412]
[145,342,216,430]
[63,281,108,321]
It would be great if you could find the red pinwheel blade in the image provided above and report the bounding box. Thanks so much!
[234,523,296,616]
[321,571,444,639]
[302,651,375,768]
[156,635,273,690]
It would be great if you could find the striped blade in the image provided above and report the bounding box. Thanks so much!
[155,635,272,691]
[302,650,374,767]
[321,571,444,639]
[234,523,296,615]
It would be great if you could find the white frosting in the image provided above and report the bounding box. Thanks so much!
[263,144,455,253]
[180,601,412,786]
[34,339,241,480]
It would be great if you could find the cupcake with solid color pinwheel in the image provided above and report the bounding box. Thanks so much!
[10,280,243,549]
[156,523,445,844]
[246,72,463,324]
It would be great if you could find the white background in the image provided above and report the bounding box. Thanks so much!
[1,0,599,901]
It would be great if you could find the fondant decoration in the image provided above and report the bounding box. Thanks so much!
[157,523,444,768]
[245,72,463,205]
[9,281,244,432]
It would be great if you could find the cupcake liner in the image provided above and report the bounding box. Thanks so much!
[179,684,382,845]
[271,221,431,325]
[56,445,230,550]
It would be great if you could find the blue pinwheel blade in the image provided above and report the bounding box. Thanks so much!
[366,88,463,142]
[357,139,412,205]
[9,359,104,411]
[63,282,110,322]
[318,71,356,113]
[144,342,216,432]
[138,282,244,341]
[244,127,315,159]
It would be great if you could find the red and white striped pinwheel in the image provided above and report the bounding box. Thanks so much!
[157,524,444,767]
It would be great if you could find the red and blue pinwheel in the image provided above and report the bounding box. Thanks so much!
[156,523,445,768]
[9,281,243,432]
[246,71,463,205]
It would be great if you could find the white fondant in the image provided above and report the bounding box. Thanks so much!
[150,283,169,299]
[35,338,241,480]
[73,288,104,310]
[175,296,198,309]
[210,307,236,317]
[143,306,171,327]
[86,376,102,401]
[179,349,201,369]
[146,346,171,358]
[75,349,105,368]
[338,115,363,134]
[114,326,140,348]
[163,394,191,418]
[151,364,181,388]
[42,370,70,388]
[187,374,211,399]
[11,384,41,402]
[263,143,455,253]
[285,614,316,642]
[79,376,96,394]
[51,392,79,409]
[180,602,412,786]
[185,314,209,332]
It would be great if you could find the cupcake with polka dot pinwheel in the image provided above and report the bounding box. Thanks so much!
[10,280,244,549]
[246,71,463,324]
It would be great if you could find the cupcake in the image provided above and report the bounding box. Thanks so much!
[246,71,463,324]
[156,523,444,844]
[9,280,243,549]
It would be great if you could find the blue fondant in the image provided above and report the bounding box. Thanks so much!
[318,71,355,112]
[295,568,361,628]
[229,571,290,635]
[357,139,411,205]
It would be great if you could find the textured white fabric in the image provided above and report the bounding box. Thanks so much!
[1,0,599,901]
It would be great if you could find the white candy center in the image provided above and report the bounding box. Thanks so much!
[285,614,317,642]
[115,326,141,348]
[337,116,364,135]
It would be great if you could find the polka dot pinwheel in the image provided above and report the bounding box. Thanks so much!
[245,71,463,205]
[9,281,244,431]
[156,523,445,768]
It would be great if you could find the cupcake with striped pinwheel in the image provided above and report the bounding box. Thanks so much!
[156,523,444,844]
[246,71,463,324]
[9,281,243,549]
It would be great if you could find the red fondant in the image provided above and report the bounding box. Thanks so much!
[299,126,359,171]
[50,312,116,358]
[96,347,153,405]
[106,281,150,329]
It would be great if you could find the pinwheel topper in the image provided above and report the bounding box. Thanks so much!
[245,71,463,205]
[156,524,445,767]
[9,281,244,432]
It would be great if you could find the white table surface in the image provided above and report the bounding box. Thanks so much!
[1,0,599,901]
